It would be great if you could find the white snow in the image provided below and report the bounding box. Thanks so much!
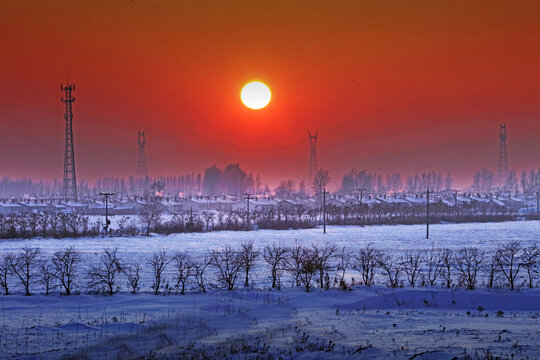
[0,287,538,359]
[0,221,538,358]
[2,220,538,257]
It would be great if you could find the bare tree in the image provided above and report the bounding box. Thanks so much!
[9,246,40,296]
[286,242,303,287]
[337,247,352,284]
[263,244,288,289]
[238,241,259,287]
[87,248,124,295]
[521,243,539,288]
[486,253,499,289]
[123,263,141,294]
[0,254,13,295]
[172,251,194,294]
[402,251,423,288]
[424,247,443,287]
[353,243,381,286]
[313,169,331,204]
[312,243,337,289]
[39,260,55,295]
[453,247,485,290]
[149,250,169,295]
[52,247,81,295]
[117,216,137,236]
[441,248,453,288]
[495,240,522,290]
[202,211,214,231]
[378,254,403,288]
[210,245,242,290]
[298,247,318,292]
[140,198,164,236]
[194,255,211,293]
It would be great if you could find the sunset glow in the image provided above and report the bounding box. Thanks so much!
[0,1,538,188]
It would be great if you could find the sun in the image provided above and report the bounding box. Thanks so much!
[241,81,271,109]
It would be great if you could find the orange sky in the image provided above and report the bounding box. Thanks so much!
[1,0,539,188]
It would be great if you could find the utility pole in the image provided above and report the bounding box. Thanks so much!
[452,190,459,207]
[99,192,114,234]
[356,188,367,204]
[323,187,327,234]
[244,194,253,230]
[451,189,459,220]
[537,191,539,215]
[186,207,194,231]
[426,189,430,239]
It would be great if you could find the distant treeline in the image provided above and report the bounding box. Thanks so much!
[0,198,536,239]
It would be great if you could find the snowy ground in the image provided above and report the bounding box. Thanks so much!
[0,287,539,359]
[3,220,538,256]
[0,221,539,359]
[0,221,538,292]
[2,221,539,257]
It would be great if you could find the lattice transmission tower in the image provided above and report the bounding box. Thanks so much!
[308,132,318,188]
[61,83,77,201]
[137,131,149,196]
[497,123,508,187]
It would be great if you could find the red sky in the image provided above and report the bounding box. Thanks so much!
[1,0,539,189]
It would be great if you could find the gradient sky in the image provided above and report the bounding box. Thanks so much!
[1,0,539,189]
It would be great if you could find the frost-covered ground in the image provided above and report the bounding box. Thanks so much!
[0,221,539,359]
[0,287,539,359]
[2,220,538,256]
[1,221,538,292]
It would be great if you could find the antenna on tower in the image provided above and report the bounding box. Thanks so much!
[61,81,77,201]
[137,131,149,197]
[497,124,508,189]
[308,132,318,191]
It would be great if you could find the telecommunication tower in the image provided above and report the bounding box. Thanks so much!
[137,131,149,196]
[497,124,508,187]
[308,132,318,188]
[61,83,77,201]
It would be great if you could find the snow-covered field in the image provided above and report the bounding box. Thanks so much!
[2,220,538,256]
[0,221,539,359]
[1,220,538,290]
[1,287,539,359]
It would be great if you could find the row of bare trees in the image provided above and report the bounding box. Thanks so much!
[0,241,538,296]
[140,202,517,236]
[342,241,539,291]
[0,199,527,240]
[0,246,81,296]
[0,213,98,239]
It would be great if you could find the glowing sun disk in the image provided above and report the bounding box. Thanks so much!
[241,81,271,109]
